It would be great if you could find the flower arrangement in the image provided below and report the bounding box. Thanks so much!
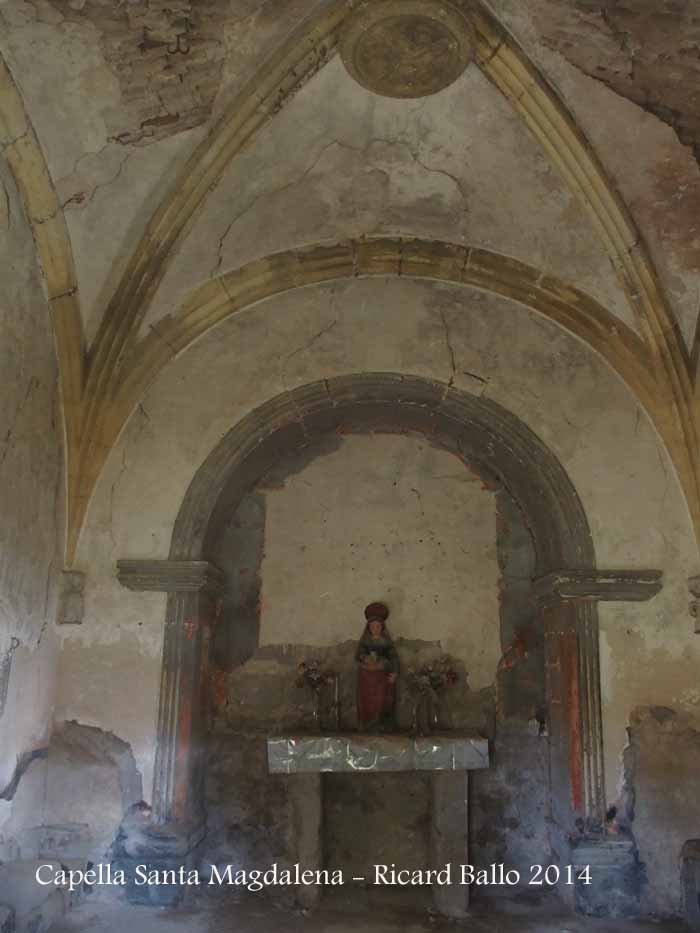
[406,656,459,735]
[295,659,336,691]
[295,659,339,731]
[407,656,459,694]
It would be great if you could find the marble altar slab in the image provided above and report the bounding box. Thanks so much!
[267,733,489,773]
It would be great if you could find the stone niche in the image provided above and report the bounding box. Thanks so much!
[204,432,549,886]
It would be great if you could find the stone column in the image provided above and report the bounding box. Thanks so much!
[287,774,323,911]
[430,772,469,919]
[535,569,661,832]
[537,597,585,848]
[116,559,225,905]
[534,569,661,912]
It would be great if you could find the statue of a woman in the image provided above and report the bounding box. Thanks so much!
[356,602,398,732]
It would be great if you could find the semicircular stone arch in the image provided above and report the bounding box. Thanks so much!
[148,372,604,864]
[172,373,595,574]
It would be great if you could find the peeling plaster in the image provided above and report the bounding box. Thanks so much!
[141,59,634,340]
[489,0,700,348]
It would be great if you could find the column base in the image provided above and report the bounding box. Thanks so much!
[111,807,206,907]
[572,836,643,919]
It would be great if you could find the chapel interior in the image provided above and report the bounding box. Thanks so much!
[1,1,700,931]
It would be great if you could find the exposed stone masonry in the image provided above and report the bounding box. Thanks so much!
[533,0,700,162]
[50,0,228,145]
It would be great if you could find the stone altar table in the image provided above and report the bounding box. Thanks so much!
[267,734,489,918]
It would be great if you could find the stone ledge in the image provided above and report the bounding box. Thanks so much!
[267,733,489,773]
[116,560,225,593]
[534,570,662,605]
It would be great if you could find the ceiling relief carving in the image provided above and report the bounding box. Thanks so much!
[340,0,475,99]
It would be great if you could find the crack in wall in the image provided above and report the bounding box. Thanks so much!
[537,1,700,165]
[0,376,39,468]
[438,306,457,386]
[212,134,471,278]
[60,144,135,211]
[0,180,10,230]
[280,318,339,391]
[0,637,20,722]
[0,747,48,801]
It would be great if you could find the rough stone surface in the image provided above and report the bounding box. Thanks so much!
[205,734,291,873]
[324,771,431,879]
[572,838,643,919]
[0,861,66,932]
[530,1,700,163]
[681,839,700,931]
[623,706,700,915]
[470,725,549,882]
[490,0,700,347]
[47,0,228,148]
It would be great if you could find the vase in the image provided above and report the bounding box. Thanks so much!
[437,692,452,731]
[311,689,321,732]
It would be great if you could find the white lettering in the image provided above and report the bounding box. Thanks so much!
[36,864,54,886]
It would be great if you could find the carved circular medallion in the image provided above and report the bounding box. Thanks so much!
[340,0,475,99]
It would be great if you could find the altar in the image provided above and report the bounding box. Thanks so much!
[267,733,489,918]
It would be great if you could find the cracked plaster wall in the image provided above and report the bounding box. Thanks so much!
[140,56,633,340]
[0,1,208,343]
[0,0,326,345]
[66,276,700,911]
[2,0,697,345]
[0,156,63,854]
[489,0,700,349]
[252,433,500,678]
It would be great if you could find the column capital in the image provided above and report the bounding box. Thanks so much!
[116,559,225,594]
[534,569,662,607]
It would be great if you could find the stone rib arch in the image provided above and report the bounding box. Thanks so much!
[171,373,595,570]
[0,52,84,551]
[122,239,652,412]
[74,238,697,572]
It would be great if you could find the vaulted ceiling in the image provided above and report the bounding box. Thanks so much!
[1,0,699,562]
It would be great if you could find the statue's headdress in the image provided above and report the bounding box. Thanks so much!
[364,601,389,623]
